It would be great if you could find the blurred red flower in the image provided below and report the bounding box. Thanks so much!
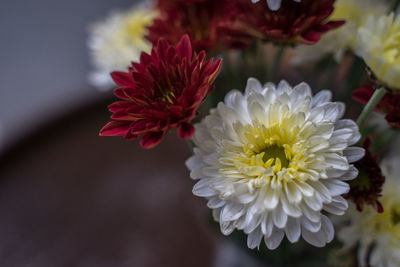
[99,35,222,149]
[346,138,385,213]
[353,84,400,128]
[219,0,344,47]
[147,0,229,53]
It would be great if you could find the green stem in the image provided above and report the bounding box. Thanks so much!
[356,87,386,126]
[390,0,400,12]
[268,45,285,82]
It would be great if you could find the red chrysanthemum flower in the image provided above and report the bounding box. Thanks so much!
[99,35,222,149]
[219,0,344,47]
[147,0,229,53]
[346,138,385,213]
[353,84,400,128]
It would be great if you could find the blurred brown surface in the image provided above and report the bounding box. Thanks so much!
[0,99,216,267]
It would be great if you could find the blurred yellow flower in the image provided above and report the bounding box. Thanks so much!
[292,0,387,64]
[358,14,400,91]
[88,4,156,89]
[338,157,400,267]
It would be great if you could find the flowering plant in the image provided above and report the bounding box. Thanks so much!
[88,0,400,266]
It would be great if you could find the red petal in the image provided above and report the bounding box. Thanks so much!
[99,121,130,136]
[114,87,133,100]
[108,101,132,112]
[178,122,194,139]
[385,113,400,128]
[111,72,133,87]
[352,85,374,105]
[324,20,345,31]
[176,34,192,61]
[140,131,165,149]
[125,131,138,141]
[302,30,321,44]
[376,201,384,213]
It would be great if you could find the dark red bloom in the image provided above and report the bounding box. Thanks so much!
[219,0,344,47]
[346,138,385,213]
[147,0,229,53]
[353,84,400,128]
[99,35,222,149]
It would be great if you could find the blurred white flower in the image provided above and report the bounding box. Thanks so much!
[358,13,400,91]
[338,156,400,267]
[251,0,300,11]
[186,78,363,249]
[292,0,387,65]
[88,3,156,90]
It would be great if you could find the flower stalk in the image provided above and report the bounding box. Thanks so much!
[356,87,386,126]
[268,45,285,82]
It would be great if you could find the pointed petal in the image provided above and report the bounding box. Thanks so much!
[140,131,165,149]
[178,122,195,139]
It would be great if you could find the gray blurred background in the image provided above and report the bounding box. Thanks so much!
[0,1,253,266]
[0,0,136,150]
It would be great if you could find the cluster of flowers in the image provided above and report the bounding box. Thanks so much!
[88,0,400,265]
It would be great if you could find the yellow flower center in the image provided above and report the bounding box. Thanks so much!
[220,119,322,186]
[116,10,156,49]
[261,144,290,170]
[361,193,400,240]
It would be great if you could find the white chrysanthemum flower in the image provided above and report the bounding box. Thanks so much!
[88,3,156,89]
[358,14,400,91]
[292,0,387,64]
[338,157,400,267]
[186,78,364,249]
[251,0,300,11]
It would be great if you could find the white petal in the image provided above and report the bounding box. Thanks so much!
[247,227,263,249]
[285,217,301,243]
[333,119,361,145]
[321,215,334,243]
[220,221,235,235]
[244,213,262,234]
[324,196,348,216]
[324,153,350,170]
[266,0,281,11]
[301,217,322,233]
[300,203,321,223]
[308,181,332,203]
[323,179,349,196]
[344,147,365,163]
[326,168,348,178]
[273,203,288,228]
[221,203,244,222]
[261,214,273,236]
[185,155,202,170]
[233,183,257,204]
[207,197,226,209]
[302,228,327,247]
[339,166,359,181]
[311,90,332,107]
[304,193,323,211]
[293,82,312,98]
[294,181,314,197]
[277,80,291,94]
[245,77,263,95]
[322,102,345,122]
[264,229,285,249]
[281,194,302,217]
[193,179,216,197]
[264,187,279,209]
[284,182,302,203]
